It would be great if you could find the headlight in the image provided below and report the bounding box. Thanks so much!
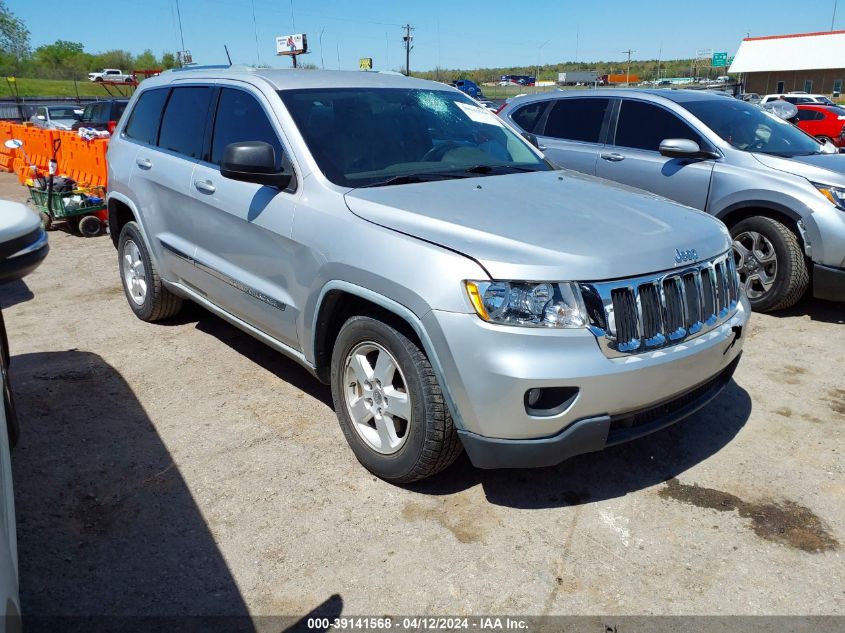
[465,280,587,328]
[813,182,845,210]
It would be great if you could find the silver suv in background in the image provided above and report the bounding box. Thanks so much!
[501,90,845,311]
[107,68,748,482]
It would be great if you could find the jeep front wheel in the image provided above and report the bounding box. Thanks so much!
[330,316,462,483]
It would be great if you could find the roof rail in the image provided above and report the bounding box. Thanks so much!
[169,64,256,73]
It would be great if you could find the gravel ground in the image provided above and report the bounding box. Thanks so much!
[0,173,843,624]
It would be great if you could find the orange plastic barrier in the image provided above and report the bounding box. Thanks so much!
[0,123,109,189]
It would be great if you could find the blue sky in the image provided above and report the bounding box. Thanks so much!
[11,0,844,71]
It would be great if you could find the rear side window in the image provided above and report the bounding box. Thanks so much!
[124,88,169,145]
[210,88,285,169]
[796,109,823,122]
[158,87,213,159]
[614,100,703,151]
[510,101,548,133]
[543,98,610,143]
[113,102,128,120]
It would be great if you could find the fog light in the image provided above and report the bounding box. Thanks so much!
[524,387,580,417]
[527,388,543,407]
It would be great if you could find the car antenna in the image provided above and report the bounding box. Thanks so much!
[224,45,233,66]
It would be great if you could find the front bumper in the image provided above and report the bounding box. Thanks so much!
[459,355,740,469]
[813,263,845,301]
[423,296,749,467]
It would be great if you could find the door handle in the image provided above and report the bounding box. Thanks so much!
[135,157,152,169]
[194,179,216,194]
[600,152,625,162]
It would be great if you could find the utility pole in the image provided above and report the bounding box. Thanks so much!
[622,48,634,85]
[403,24,414,76]
[657,45,662,81]
[833,0,838,30]
[536,40,550,93]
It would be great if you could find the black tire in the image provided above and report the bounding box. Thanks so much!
[1,339,18,448]
[78,215,102,237]
[731,216,809,312]
[118,221,183,321]
[0,309,8,370]
[330,316,462,483]
[0,309,15,447]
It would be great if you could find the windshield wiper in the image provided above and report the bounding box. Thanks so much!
[463,164,542,174]
[359,172,468,188]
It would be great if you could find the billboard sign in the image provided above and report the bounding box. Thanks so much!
[276,34,308,56]
[695,48,713,61]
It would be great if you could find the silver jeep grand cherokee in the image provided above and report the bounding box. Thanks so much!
[107,67,749,482]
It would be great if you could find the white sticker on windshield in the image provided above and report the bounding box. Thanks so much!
[455,101,501,125]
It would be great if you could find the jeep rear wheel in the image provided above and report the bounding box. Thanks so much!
[330,316,462,483]
[118,222,183,321]
[731,216,808,312]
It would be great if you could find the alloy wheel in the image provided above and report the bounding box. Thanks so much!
[343,341,412,455]
[733,230,778,300]
[122,240,147,306]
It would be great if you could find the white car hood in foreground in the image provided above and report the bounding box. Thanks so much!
[345,170,731,281]
[0,201,41,243]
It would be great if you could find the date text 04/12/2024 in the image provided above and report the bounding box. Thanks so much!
[306,617,530,630]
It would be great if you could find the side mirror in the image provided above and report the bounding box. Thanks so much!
[220,141,292,188]
[659,138,718,159]
[521,132,543,150]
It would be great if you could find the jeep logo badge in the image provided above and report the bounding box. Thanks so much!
[674,248,698,264]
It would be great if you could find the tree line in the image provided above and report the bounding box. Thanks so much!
[0,1,178,79]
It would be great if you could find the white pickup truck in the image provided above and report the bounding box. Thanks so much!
[88,68,133,83]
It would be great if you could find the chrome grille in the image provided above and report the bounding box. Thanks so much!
[580,251,740,358]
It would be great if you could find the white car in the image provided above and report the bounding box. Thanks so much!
[29,105,80,131]
[87,68,133,83]
[761,92,835,105]
[0,201,49,626]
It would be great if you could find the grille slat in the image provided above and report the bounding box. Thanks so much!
[662,277,686,339]
[682,272,701,330]
[701,266,717,321]
[580,252,740,357]
[715,261,729,313]
[638,283,662,342]
[611,288,639,349]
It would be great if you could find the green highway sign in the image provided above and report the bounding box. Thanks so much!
[712,52,728,67]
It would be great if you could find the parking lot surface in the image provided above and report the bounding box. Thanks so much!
[0,173,843,620]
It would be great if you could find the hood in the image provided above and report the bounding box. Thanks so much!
[0,201,41,241]
[753,152,845,187]
[344,170,731,281]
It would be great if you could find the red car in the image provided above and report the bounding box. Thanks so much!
[795,104,845,147]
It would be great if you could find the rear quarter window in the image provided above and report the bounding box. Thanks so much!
[510,101,548,133]
[124,88,169,145]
